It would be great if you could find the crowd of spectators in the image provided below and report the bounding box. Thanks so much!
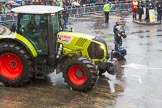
[131,0,162,22]
[0,0,100,14]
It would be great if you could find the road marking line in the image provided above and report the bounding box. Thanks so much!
[138,78,142,84]
[130,75,143,85]
[121,63,162,70]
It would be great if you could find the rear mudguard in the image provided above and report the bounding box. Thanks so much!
[0,33,38,57]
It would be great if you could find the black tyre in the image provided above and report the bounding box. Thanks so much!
[113,52,123,61]
[63,56,98,91]
[0,41,34,86]
[99,69,106,76]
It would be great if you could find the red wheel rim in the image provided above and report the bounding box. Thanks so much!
[0,53,23,79]
[68,65,87,86]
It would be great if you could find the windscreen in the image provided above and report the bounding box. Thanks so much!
[18,14,48,52]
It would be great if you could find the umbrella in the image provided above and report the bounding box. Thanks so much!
[5,0,16,5]
[23,0,31,1]
[72,1,80,7]
[16,0,23,3]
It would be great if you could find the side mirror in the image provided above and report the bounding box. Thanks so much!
[10,23,16,33]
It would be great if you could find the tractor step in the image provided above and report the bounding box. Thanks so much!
[35,60,47,79]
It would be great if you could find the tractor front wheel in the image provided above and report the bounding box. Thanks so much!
[113,51,123,61]
[63,56,98,91]
[0,41,34,87]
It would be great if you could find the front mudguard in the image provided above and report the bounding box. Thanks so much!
[97,55,118,75]
[106,58,118,75]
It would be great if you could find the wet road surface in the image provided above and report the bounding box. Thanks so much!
[0,68,124,108]
[0,13,162,108]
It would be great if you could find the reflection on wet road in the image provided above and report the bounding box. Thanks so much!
[68,15,162,108]
[1,14,162,108]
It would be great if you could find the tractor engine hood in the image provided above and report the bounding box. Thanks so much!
[57,31,108,62]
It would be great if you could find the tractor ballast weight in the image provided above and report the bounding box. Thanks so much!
[0,5,117,91]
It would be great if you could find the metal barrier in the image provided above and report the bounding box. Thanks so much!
[0,2,132,24]
[0,13,17,25]
[67,2,132,17]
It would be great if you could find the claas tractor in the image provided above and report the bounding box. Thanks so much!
[0,5,117,91]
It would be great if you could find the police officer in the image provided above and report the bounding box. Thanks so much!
[103,1,111,23]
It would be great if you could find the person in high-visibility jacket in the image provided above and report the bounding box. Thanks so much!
[103,1,111,23]
[132,0,138,20]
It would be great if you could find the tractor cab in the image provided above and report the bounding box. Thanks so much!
[11,5,63,54]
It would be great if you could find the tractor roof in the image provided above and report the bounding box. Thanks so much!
[11,5,63,14]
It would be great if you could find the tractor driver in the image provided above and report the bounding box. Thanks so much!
[25,16,45,51]
[25,16,38,35]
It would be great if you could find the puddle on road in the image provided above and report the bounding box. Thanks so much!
[139,35,144,38]
[156,35,162,37]
[131,29,162,35]
[159,40,162,43]
[157,29,162,32]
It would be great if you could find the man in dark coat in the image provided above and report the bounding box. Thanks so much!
[145,0,155,22]
[25,16,37,35]
[113,19,123,50]
[156,0,162,22]
[138,0,144,22]
[62,6,69,30]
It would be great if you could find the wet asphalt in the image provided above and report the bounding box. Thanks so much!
[0,13,162,108]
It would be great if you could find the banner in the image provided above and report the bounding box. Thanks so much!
[149,9,155,22]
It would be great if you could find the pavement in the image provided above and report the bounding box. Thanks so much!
[133,19,162,25]
[94,12,162,25]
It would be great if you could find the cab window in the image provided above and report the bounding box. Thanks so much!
[18,14,48,53]
[52,13,60,34]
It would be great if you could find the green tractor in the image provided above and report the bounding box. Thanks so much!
[0,5,117,91]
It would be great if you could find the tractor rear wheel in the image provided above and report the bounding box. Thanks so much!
[63,56,98,92]
[0,41,34,87]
